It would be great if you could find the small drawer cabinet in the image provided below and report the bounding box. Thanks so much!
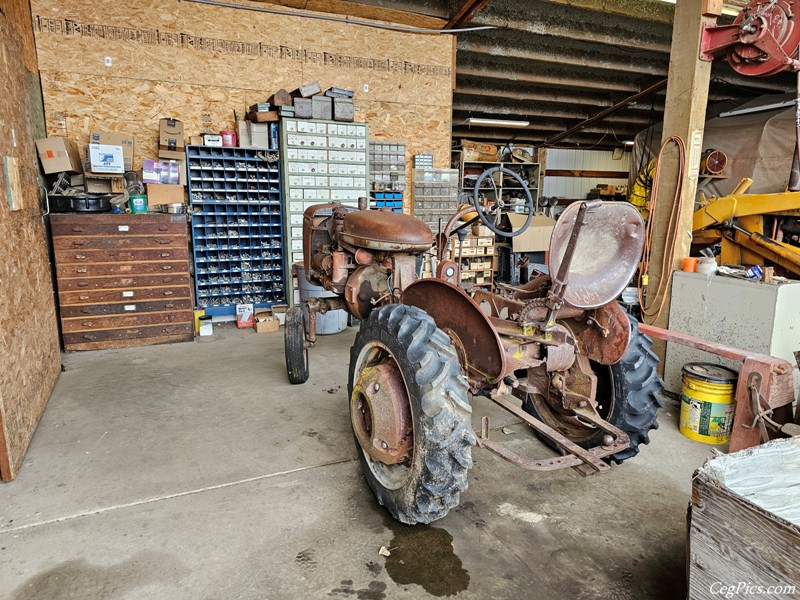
[50,213,194,351]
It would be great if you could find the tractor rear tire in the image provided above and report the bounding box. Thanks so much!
[524,314,663,464]
[285,306,309,384]
[349,304,475,524]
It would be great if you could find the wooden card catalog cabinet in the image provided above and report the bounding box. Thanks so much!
[50,213,194,351]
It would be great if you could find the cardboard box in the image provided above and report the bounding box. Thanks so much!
[237,121,251,148]
[203,134,223,147]
[35,137,83,174]
[158,149,186,161]
[85,175,125,194]
[86,144,125,174]
[503,213,556,252]
[146,183,185,205]
[159,118,184,152]
[189,135,204,146]
[254,310,280,333]
[89,131,134,171]
[142,160,181,184]
[236,303,254,329]
[249,123,270,148]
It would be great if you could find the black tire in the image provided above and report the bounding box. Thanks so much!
[348,304,475,524]
[523,314,663,464]
[285,306,309,384]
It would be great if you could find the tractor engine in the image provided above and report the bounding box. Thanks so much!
[301,204,433,320]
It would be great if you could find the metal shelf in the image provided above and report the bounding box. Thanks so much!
[187,145,287,313]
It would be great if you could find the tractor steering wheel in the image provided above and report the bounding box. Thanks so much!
[472,167,534,238]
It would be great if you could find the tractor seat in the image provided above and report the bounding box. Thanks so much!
[338,210,434,252]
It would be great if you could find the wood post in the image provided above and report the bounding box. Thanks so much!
[645,0,716,360]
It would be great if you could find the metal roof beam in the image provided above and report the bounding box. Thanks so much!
[453,99,656,124]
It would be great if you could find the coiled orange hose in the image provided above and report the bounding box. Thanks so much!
[638,135,688,323]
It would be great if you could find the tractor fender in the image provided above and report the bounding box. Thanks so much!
[401,279,506,388]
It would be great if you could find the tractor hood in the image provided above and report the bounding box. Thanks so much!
[338,210,434,253]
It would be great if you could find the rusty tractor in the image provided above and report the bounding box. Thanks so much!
[284,167,663,524]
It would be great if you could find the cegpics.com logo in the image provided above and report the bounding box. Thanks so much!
[710,582,797,598]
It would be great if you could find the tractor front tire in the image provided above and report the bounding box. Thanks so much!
[524,314,663,464]
[349,304,475,524]
[285,306,309,384]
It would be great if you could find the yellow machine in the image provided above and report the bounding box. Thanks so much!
[693,178,800,277]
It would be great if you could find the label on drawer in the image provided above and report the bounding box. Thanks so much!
[118,225,130,232]
[122,291,134,298]
[124,304,136,311]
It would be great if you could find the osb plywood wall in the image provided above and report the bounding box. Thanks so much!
[30,0,455,192]
[0,0,62,481]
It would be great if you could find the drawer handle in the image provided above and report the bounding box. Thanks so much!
[78,282,89,288]
[75,254,86,260]
[157,239,171,245]
[82,320,93,327]
[163,277,174,283]
[165,302,175,308]
[163,290,174,296]
[77,268,88,273]
[160,252,171,258]
[73,241,86,247]
[162,265,173,271]
[79,295,89,300]
[82,334,97,341]
[159,226,169,232]
[81,308,91,314]
[71,226,85,232]
[165,315,175,322]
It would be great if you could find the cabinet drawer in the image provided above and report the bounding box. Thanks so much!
[61,311,194,333]
[53,235,186,251]
[63,322,194,346]
[57,261,188,278]
[54,247,189,265]
[59,298,193,318]
[57,273,190,291]
[60,286,191,306]
[51,217,187,236]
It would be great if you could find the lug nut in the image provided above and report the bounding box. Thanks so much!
[552,375,564,390]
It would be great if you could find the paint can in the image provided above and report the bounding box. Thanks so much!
[220,130,237,147]
[128,195,147,214]
[680,362,738,444]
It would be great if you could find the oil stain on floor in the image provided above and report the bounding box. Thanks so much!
[382,516,469,597]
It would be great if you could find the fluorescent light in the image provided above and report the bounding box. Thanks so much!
[623,140,635,146]
[465,118,530,128]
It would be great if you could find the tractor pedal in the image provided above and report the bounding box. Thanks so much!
[780,422,800,437]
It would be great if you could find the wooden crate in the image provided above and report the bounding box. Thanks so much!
[688,437,800,599]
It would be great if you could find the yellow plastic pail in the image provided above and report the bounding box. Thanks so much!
[680,362,738,444]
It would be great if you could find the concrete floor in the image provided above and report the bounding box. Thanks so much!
[0,324,717,599]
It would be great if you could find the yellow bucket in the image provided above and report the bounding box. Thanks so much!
[680,362,738,444]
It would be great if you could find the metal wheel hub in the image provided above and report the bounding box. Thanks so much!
[350,361,412,465]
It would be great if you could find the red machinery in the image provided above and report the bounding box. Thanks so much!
[701,0,800,76]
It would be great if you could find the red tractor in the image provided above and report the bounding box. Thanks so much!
[285,168,662,524]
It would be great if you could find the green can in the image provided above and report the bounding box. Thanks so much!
[129,195,147,214]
